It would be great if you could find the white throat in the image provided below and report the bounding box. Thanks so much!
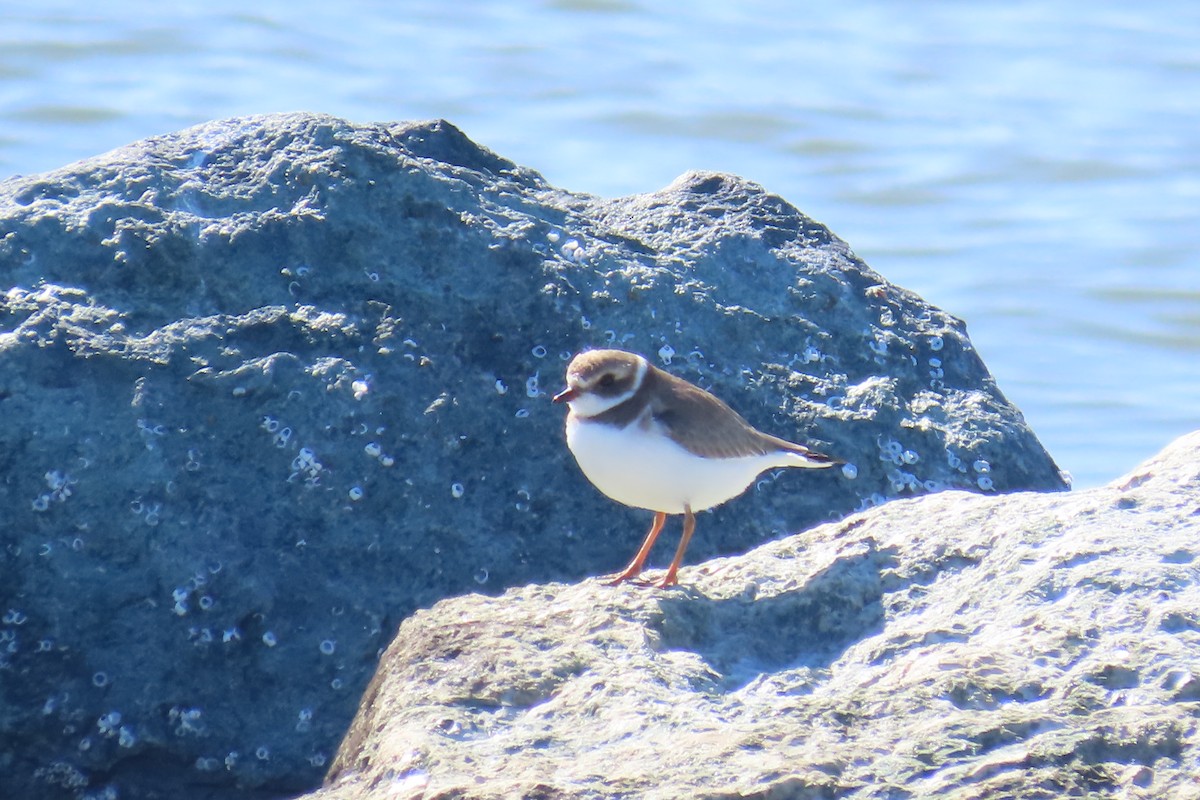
[567,355,647,419]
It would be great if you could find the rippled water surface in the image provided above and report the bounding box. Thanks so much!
[2,1,1197,487]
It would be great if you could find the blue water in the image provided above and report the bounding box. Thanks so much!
[2,1,1197,488]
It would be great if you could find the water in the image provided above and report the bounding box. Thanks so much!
[1,0,1197,488]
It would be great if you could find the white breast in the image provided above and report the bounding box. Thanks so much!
[565,415,795,514]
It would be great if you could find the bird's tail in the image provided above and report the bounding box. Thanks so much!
[783,446,842,469]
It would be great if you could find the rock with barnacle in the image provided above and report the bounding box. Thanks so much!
[0,113,1065,799]
[308,431,1200,800]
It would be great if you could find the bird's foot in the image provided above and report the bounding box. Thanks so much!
[604,571,679,589]
[603,571,644,587]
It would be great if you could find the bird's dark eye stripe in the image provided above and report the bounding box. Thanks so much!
[598,374,616,387]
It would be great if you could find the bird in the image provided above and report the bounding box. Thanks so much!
[552,348,838,588]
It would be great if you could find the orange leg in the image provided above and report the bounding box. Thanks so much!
[606,511,667,585]
[656,505,695,588]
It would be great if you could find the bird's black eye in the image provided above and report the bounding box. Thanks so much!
[598,373,616,388]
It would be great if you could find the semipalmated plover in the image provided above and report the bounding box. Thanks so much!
[552,349,838,588]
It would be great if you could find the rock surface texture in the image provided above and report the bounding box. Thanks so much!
[0,113,1065,799]
[315,432,1200,800]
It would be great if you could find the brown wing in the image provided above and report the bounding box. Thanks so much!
[647,366,826,460]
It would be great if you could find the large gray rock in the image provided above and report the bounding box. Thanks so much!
[0,113,1065,800]
[314,431,1200,800]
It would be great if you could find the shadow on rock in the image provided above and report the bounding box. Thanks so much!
[653,541,898,690]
